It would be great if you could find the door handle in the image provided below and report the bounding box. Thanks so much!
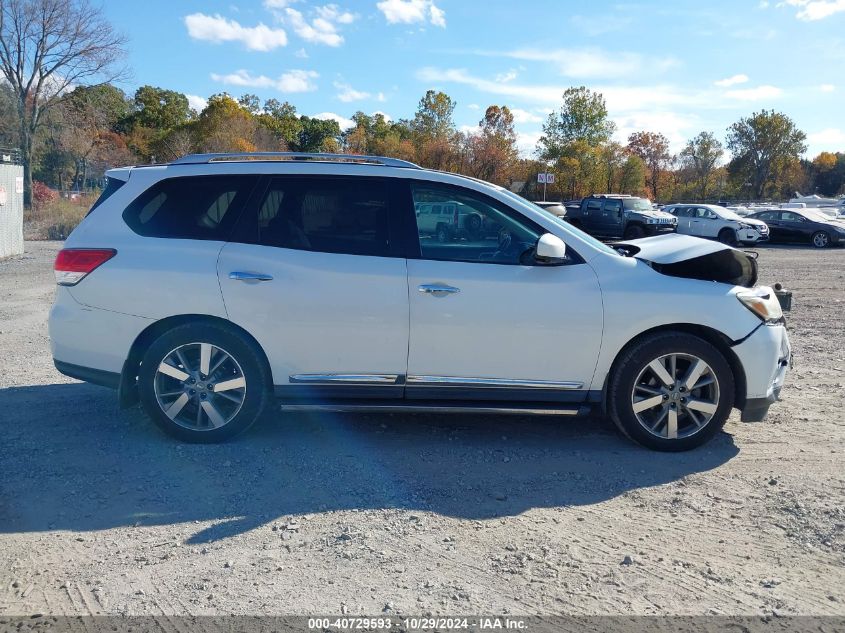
[418,283,460,296]
[229,271,274,282]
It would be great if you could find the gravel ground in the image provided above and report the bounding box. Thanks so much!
[0,240,843,617]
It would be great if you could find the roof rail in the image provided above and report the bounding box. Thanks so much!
[170,152,421,169]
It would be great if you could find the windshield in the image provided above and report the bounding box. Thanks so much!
[622,198,652,211]
[498,191,620,257]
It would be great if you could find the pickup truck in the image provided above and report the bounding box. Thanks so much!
[565,194,678,240]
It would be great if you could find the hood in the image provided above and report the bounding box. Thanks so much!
[612,233,758,288]
[741,217,767,228]
[630,209,675,220]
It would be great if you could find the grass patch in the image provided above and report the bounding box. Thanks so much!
[24,197,91,241]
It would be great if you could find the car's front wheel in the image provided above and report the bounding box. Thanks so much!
[608,332,735,451]
[138,322,271,443]
[623,224,645,240]
[811,231,830,248]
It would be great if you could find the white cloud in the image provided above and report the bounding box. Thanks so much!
[723,84,783,101]
[807,128,845,154]
[185,13,287,51]
[263,0,296,7]
[759,0,770,7]
[783,0,845,20]
[284,7,344,46]
[376,92,386,102]
[210,69,318,92]
[371,110,392,121]
[510,108,543,124]
[714,73,749,87]
[613,111,701,153]
[335,81,371,102]
[820,83,836,92]
[416,67,701,111]
[315,4,356,24]
[516,130,542,158]
[495,70,518,83]
[186,94,208,112]
[295,47,308,58]
[376,0,446,27]
[492,48,678,79]
[467,103,480,111]
[311,111,355,130]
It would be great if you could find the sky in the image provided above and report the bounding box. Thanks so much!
[103,0,845,158]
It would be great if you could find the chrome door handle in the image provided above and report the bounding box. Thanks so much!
[418,283,460,296]
[229,271,273,282]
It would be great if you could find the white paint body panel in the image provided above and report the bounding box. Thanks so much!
[406,259,603,385]
[217,242,409,384]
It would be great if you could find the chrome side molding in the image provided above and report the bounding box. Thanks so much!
[279,403,582,416]
[406,376,584,389]
[289,374,402,385]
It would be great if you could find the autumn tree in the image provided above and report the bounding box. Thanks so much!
[194,94,279,153]
[812,152,845,196]
[626,131,671,201]
[539,87,615,198]
[726,110,807,199]
[679,131,724,199]
[0,0,127,203]
[538,87,615,160]
[466,105,518,185]
[619,155,647,195]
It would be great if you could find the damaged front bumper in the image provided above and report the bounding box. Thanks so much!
[732,322,791,422]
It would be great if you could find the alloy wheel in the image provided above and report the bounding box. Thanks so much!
[630,353,720,440]
[154,342,247,431]
[813,232,829,248]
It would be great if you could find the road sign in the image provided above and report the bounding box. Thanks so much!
[537,172,554,184]
[545,173,555,184]
[537,173,546,183]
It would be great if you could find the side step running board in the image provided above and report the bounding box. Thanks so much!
[279,401,590,416]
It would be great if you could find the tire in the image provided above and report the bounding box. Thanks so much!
[138,322,271,443]
[465,214,482,237]
[436,225,450,243]
[608,332,735,451]
[623,224,645,240]
[718,228,737,246]
[811,231,830,248]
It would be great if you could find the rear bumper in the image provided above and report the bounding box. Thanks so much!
[49,287,152,377]
[732,322,791,422]
[54,360,120,389]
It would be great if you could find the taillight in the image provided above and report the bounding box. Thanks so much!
[54,249,116,286]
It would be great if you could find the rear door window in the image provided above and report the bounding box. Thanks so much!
[244,176,393,257]
[123,175,259,240]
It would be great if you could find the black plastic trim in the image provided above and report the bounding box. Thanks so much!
[54,360,121,389]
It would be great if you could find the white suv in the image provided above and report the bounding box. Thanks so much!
[665,204,769,245]
[48,153,791,451]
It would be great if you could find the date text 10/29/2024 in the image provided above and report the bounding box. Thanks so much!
[307,617,528,630]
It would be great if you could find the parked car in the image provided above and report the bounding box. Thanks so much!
[533,201,568,218]
[564,194,678,240]
[49,152,791,451]
[415,199,485,242]
[725,206,752,217]
[747,208,845,248]
[664,204,769,245]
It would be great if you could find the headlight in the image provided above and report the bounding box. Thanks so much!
[646,218,656,224]
[738,223,754,230]
[736,286,783,323]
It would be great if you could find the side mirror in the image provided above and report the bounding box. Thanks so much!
[535,233,567,263]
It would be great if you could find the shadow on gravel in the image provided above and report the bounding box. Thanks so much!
[0,383,739,543]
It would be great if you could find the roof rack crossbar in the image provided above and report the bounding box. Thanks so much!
[170,152,421,169]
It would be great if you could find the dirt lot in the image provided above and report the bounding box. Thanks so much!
[0,241,843,617]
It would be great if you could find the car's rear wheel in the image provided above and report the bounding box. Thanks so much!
[436,224,450,243]
[608,332,734,451]
[718,228,737,245]
[138,322,271,443]
[811,231,830,248]
[623,224,645,240]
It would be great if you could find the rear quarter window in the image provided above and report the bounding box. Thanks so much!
[123,175,259,240]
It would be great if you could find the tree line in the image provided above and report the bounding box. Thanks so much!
[2,0,843,206]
